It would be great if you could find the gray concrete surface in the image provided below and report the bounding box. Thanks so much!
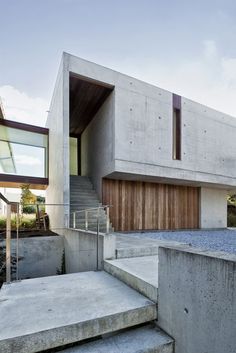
[118,229,236,254]
[46,54,70,230]
[158,245,236,353]
[116,234,185,258]
[200,187,227,228]
[0,271,156,353]
[60,324,173,353]
[63,228,115,273]
[0,236,64,280]
[104,256,158,302]
[81,90,115,198]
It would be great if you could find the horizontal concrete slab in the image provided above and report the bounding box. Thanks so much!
[0,272,156,353]
[115,234,184,258]
[104,256,159,302]
[60,324,173,353]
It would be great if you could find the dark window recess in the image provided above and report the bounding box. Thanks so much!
[173,107,181,160]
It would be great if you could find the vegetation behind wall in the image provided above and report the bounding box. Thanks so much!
[228,195,236,227]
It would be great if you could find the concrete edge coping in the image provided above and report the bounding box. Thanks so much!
[158,244,236,262]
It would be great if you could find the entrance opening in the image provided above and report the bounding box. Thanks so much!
[69,73,114,176]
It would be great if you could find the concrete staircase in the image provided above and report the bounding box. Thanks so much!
[0,271,173,353]
[70,175,113,233]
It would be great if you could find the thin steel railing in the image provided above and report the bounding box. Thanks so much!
[71,205,111,235]
[0,193,21,283]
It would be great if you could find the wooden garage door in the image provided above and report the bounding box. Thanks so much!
[102,179,199,231]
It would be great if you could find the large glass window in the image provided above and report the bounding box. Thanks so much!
[0,125,48,178]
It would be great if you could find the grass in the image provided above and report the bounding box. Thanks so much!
[0,214,36,230]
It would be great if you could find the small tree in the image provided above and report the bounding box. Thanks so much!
[20,184,37,213]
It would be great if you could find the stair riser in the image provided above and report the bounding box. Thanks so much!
[116,246,159,259]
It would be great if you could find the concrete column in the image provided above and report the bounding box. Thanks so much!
[200,187,227,228]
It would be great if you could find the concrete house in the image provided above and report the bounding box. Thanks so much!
[46,52,236,232]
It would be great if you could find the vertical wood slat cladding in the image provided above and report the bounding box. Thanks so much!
[102,179,199,231]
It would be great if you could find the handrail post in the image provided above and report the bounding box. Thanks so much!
[106,206,110,234]
[85,210,88,231]
[16,203,19,281]
[73,212,76,229]
[6,203,11,283]
[96,207,100,270]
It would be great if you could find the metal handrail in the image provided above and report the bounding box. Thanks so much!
[71,205,112,235]
[71,205,111,214]
[0,193,21,283]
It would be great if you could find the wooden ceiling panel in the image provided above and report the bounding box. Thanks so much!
[69,76,113,136]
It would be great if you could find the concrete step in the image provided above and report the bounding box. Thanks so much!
[116,244,159,259]
[70,197,100,201]
[0,272,157,353]
[70,192,98,197]
[70,200,100,204]
[59,324,174,353]
[70,185,94,189]
[104,256,159,302]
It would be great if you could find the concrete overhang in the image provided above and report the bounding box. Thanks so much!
[105,171,236,193]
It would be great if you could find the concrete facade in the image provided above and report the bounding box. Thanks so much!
[46,52,236,229]
[200,187,228,228]
[158,245,236,353]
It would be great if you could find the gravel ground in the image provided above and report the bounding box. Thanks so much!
[121,229,236,254]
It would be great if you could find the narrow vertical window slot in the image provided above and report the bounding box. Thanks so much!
[172,94,181,160]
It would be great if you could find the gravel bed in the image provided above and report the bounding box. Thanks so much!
[122,229,236,254]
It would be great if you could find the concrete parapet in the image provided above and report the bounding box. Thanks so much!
[158,245,236,353]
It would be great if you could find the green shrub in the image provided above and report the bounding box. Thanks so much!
[228,213,236,227]
[23,205,36,214]
[0,215,36,230]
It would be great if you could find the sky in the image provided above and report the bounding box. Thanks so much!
[0,0,236,127]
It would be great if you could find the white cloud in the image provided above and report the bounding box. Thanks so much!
[0,85,49,126]
[14,155,42,166]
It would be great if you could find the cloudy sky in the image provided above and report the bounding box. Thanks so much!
[0,0,236,127]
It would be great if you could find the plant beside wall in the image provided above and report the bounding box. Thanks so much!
[20,184,37,213]
[228,194,236,227]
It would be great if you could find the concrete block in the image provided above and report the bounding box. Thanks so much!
[158,245,236,353]
[0,271,157,353]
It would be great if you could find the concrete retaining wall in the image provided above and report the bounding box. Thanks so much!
[158,245,236,353]
[63,228,115,273]
[9,236,64,279]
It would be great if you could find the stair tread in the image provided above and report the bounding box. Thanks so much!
[60,324,173,353]
[104,256,159,302]
[0,272,156,353]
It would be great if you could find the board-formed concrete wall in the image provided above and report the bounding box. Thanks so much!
[3,236,64,280]
[158,246,236,353]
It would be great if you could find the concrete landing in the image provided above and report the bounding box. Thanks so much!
[60,324,173,353]
[0,272,156,353]
[116,234,183,259]
[104,256,159,302]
